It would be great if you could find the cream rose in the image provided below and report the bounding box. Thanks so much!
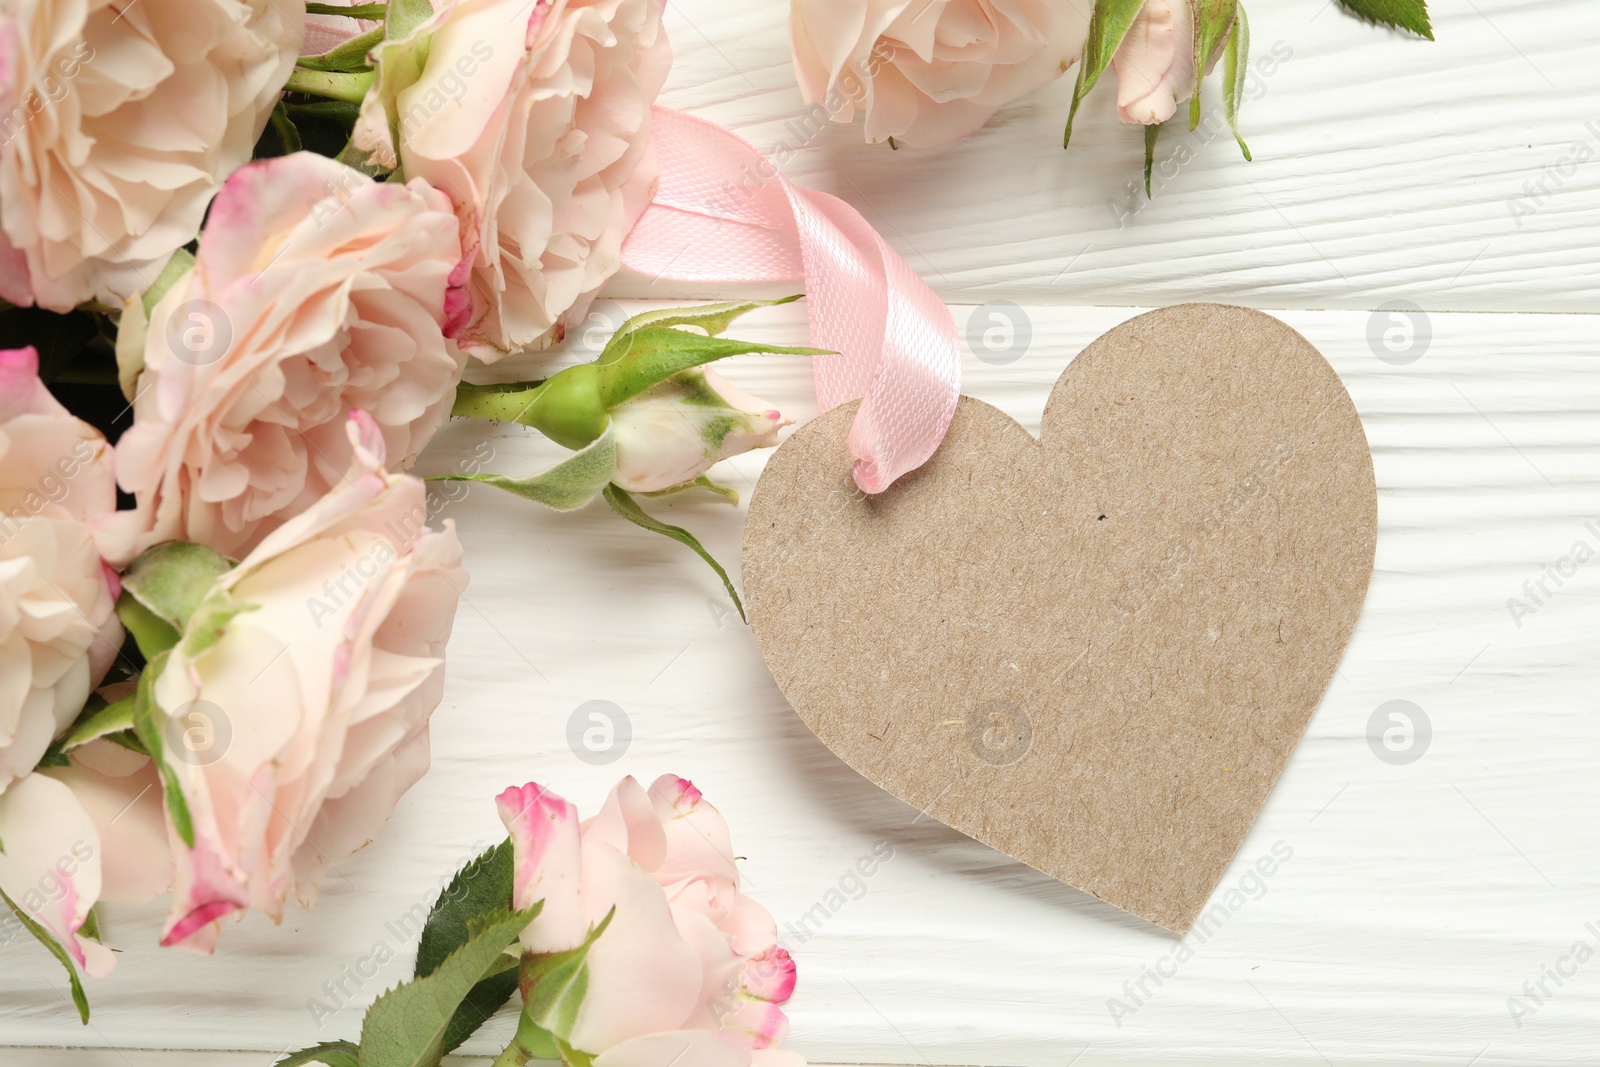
[355,0,671,361]
[150,412,465,952]
[106,151,467,564]
[0,347,120,794]
[498,774,801,1066]
[0,0,303,311]
[789,0,1090,146]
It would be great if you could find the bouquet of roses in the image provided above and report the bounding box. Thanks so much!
[0,0,821,1032]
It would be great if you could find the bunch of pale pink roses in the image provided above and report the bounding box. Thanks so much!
[0,1,812,1058]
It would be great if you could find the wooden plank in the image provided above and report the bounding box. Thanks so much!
[3,303,1597,1065]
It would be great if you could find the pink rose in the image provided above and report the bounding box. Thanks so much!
[105,152,467,564]
[151,413,466,952]
[0,774,114,978]
[1111,0,1198,125]
[0,347,120,794]
[0,0,302,311]
[498,774,802,1066]
[355,0,671,361]
[0,737,171,986]
[789,0,1089,146]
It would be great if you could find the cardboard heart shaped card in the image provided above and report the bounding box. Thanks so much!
[742,304,1376,932]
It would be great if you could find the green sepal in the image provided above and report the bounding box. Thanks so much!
[602,485,745,622]
[432,423,616,512]
[640,475,739,504]
[596,295,805,364]
[356,906,538,1067]
[1222,3,1252,160]
[178,599,256,661]
[517,909,615,1041]
[0,885,90,1023]
[268,102,302,155]
[295,25,386,72]
[1336,0,1433,39]
[59,692,137,752]
[143,251,194,320]
[115,593,178,661]
[553,1035,598,1067]
[597,329,827,411]
[305,3,389,19]
[1063,0,1148,149]
[1144,122,1161,197]
[118,541,235,636]
[130,651,195,849]
[273,1041,361,1067]
[1190,0,1239,129]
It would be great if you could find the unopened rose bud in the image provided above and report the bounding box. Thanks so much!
[611,368,790,494]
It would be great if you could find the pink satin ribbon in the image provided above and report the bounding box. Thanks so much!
[623,108,960,493]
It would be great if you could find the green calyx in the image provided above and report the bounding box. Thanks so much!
[451,296,826,450]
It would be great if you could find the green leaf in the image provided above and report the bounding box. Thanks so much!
[432,423,616,512]
[274,1041,361,1067]
[1190,0,1238,129]
[129,652,195,850]
[415,841,515,978]
[61,692,136,751]
[597,329,827,410]
[518,909,614,1040]
[296,25,387,71]
[1063,0,1148,149]
[1222,3,1252,160]
[0,886,89,1023]
[1336,0,1433,39]
[414,839,521,1054]
[119,542,235,634]
[357,907,537,1067]
[1144,122,1161,198]
[597,296,805,366]
[602,485,745,622]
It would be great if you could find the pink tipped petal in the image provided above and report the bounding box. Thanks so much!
[498,782,587,952]
[647,775,739,905]
[741,945,797,1005]
[0,776,112,976]
[161,833,249,952]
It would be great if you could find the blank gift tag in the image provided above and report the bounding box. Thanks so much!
[743,304,1376,932]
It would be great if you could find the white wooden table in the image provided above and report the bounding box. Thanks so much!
[6,2,1599,1064]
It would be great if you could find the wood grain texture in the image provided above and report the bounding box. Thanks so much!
[612,0,1600,315]
[5,1,1600,1063]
